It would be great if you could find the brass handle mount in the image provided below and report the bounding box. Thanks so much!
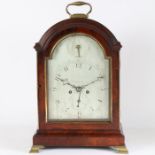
[66,1,92,18]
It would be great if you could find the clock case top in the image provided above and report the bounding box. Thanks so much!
[33,18,125,147]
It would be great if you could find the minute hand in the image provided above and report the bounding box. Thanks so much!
[80,76,104,88]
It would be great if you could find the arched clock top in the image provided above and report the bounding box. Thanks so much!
[34,18,122,57]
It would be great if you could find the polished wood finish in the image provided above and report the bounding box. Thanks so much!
[32,18,126,150]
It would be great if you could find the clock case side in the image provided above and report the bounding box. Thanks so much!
[32,18,125,147]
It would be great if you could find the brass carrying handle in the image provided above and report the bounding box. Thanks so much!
[66,1,92,18]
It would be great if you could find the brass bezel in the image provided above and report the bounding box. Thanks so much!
[44,33,112,123]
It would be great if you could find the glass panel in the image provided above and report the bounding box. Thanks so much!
[46,33,111,121]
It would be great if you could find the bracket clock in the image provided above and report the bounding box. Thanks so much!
[30,1,128,153]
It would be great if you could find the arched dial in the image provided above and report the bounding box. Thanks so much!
[46,33,111,121]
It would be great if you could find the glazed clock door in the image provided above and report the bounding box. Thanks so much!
[46,33,111,121]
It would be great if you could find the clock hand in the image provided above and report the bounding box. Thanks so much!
[55,77,68,84]
[76,44,81,57]
[75,76,104,107]
[80,76,104,88]
[56,76,104,108]
[77,91,82,107]
[55,77,77,89]
[56,75,104,91]
[66,82,77,89]
[56,76,83,107]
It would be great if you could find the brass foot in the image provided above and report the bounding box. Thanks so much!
[29,145,44,153]
[111,145,128,154]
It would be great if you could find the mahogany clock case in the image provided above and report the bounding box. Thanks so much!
[32,18,126,148]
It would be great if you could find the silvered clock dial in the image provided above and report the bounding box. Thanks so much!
[46,34,111,121]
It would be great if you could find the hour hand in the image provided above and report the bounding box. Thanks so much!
[55,76,76,89]
[55,77,68,84]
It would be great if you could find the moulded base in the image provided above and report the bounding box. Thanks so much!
[30,130,128,153]
[29,145,128,154]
